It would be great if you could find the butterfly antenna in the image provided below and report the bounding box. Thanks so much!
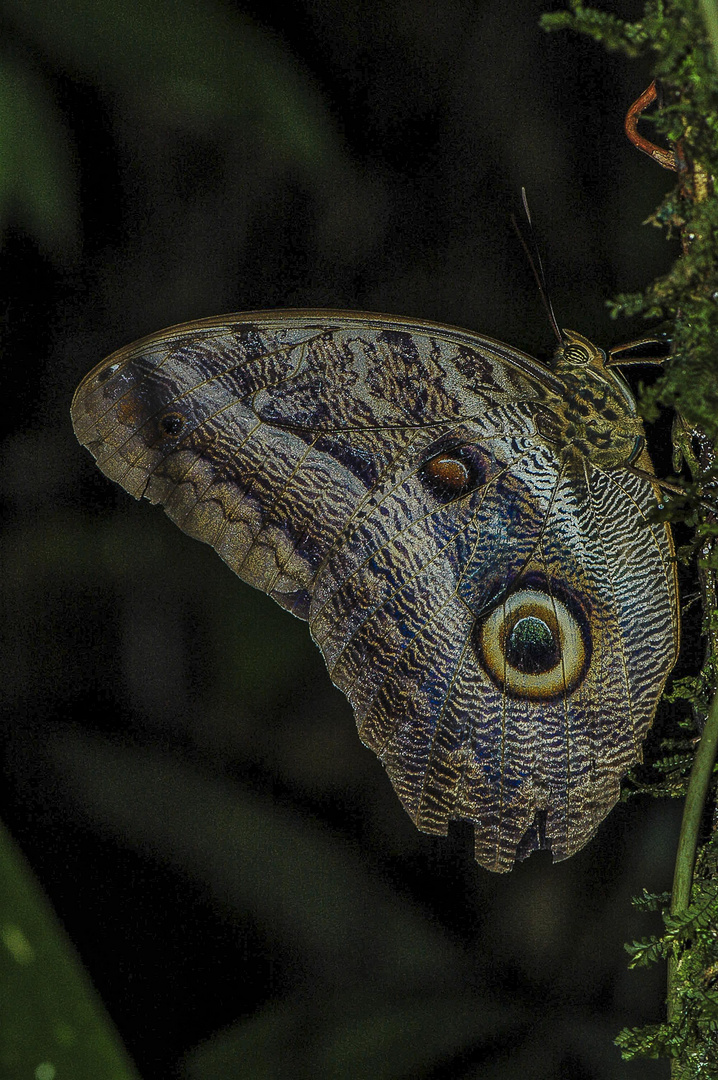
[511,188,563,344]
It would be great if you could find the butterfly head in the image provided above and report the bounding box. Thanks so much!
[551,329,608,374]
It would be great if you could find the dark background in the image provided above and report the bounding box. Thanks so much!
[1,0,696,1077]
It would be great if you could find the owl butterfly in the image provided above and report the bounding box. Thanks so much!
[72,310,679,872]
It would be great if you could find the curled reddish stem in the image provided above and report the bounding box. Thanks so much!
[625,81,678,171]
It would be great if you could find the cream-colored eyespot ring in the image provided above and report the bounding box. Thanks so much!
[478,588,588,701]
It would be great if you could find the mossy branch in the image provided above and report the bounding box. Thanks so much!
[543,2,718,1076]
[543,0,718,445]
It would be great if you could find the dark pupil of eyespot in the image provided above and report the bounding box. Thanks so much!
[160,414,184,436]
[505,617,559,674]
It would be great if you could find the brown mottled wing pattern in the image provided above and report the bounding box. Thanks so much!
[71,310,679,872]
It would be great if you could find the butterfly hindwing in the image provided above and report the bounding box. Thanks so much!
[310,428,677,870]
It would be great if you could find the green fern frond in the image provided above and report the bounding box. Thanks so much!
[631,889,672,911]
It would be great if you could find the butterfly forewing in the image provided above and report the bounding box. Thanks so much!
[72,312,555,613]
[72,309,679,872]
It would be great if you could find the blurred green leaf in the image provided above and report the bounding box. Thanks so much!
[46,729,458,985]
[0,56,79,251]
[183,995,527,1080]
[3,0,345,171]
[0,817,141,1079]
[1,511,320,711]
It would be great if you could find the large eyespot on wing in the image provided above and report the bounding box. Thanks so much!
[477,585,590,701]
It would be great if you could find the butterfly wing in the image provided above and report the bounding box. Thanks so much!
[71,311,555,616]
[72,310,679,871]
[311,438,678,870]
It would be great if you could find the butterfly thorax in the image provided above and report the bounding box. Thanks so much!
[536,329,646,469]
